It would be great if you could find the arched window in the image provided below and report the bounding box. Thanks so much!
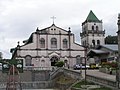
[51,38,57,48]
[92,39,95,46]
[96,26,98,31]
[76,55,81,64]
[40,38,45,48]
[25,55,32,66]
[82,41,84,46]
[92,26,94,30]
[41,59,45,67]
[63,39,68,48]
[97,40,100,45]
[41,59,45,62]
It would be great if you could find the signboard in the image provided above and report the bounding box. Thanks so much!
[0,59,23,73]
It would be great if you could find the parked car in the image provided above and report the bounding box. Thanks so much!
[82,65,90,69]
[73,64,90,70]
[89,64,100,69]
[73,64,81,70]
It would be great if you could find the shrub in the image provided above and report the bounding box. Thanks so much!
[101,62,117,69]
[110,62,117,68]
[55,61,64,67]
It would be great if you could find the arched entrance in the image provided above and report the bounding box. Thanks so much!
[50,56,59,66]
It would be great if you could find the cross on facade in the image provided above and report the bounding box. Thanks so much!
[51,16,56,24]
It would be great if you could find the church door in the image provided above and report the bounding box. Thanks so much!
[50,56,59,66]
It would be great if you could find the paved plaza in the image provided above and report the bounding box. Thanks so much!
[83,70,116,81]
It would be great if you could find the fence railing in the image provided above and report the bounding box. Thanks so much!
[23,67,52,71]
[86,74,116,89]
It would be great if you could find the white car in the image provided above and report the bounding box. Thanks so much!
[73,64,81,70]
[73,64,90,70]
[82,65,90,69]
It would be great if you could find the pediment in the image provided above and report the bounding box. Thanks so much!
[38,24,69,34]
[48,51,60,57]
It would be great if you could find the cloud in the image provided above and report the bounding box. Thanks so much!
[103,14,118,36]
[0,0,120,58]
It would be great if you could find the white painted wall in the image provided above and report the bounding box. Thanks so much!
[13,24,85,68]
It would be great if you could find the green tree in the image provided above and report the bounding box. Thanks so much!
[105,35,118,44]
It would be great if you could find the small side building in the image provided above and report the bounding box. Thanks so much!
[87,44,118,64]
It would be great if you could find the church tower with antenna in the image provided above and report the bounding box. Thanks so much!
[80,10,105,48]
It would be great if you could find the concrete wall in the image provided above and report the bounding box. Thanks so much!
[0,68,82,89]
[0,70,52,89]
[0,70,51,82]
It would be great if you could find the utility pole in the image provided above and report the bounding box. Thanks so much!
[117,13,120,89]
[84,46,87,86]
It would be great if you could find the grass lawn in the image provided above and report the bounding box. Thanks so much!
[72,80,95,88]
[72,80,112,90]
[56,75,75,84]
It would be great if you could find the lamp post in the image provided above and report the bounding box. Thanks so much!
[83,45,88,86]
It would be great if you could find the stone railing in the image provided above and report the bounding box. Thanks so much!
[50,67,82,80]
[23,67,52,71]
[86,74,116,89]
[50,67,63,80]
[63,68,82,80]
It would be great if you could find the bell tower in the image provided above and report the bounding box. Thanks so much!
[80,10,105,48]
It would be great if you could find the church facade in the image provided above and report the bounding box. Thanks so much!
[11,24,85,68]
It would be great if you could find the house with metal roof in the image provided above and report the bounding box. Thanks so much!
[87,44,118,64]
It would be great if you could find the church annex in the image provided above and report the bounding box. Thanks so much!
[11,24,85,68]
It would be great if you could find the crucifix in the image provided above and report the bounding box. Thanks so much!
[51,16,56,24]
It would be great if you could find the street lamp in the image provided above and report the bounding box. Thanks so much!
[117,13,120,89]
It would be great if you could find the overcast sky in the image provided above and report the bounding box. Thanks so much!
[0,0,120,58]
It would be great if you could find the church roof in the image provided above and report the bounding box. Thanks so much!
[85,10,101,23]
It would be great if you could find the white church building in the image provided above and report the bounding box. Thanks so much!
[11,23,85,68]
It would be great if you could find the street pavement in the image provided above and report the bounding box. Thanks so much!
[73,69,116,81]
